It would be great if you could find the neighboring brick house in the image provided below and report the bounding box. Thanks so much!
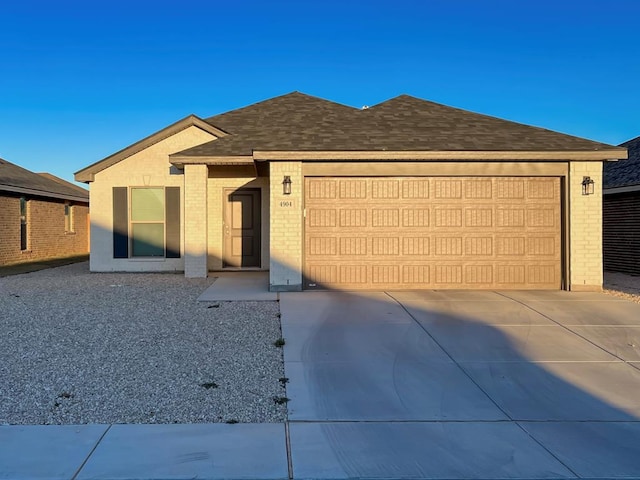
[0,158,89,266]
[75,92,626,291]
[603,136,640,275]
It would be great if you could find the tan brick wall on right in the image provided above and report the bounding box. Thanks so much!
[569,161,603,291]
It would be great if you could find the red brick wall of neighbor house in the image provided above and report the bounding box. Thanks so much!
[0,195,21,263]
[0,194,89,266]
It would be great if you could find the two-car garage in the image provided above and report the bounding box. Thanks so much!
[304,176,562,290]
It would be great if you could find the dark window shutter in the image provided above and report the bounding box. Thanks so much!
[113,187,129,258]
[165,187,180,258]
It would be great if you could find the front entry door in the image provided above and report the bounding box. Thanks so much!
[223,188,261,268]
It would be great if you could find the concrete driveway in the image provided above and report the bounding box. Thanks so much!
[280,290,640,479]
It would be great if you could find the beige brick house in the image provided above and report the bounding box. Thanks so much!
[74,92,626,291]
[1,158,89,266]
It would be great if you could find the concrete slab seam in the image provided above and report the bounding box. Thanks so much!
[495,291,633,366]
[71,424,112,480]
[515,421,580,478]
[284,421,293,480]
[279,298,292,480]
[384,291,512,420]
[388,291,589,478]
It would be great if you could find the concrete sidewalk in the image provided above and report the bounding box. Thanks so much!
[0,423,288,480]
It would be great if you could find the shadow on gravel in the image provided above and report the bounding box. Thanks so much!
[0,254,89,277]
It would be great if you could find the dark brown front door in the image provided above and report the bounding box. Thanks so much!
[223,188,261,268]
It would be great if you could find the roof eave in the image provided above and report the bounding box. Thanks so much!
[0,185,89,203]
[252,149,628,161]
[169,155,255,168]
[604,184,640,194]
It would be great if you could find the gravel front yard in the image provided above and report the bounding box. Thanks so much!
[0,262,287,425]
[604,271,640,303]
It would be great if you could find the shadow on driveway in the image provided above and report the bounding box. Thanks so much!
[280,289,640,479]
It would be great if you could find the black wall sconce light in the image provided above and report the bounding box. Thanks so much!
[582,176,595,195]
[282,176,292,195]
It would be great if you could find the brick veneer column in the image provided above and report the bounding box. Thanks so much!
[184,164,208,278]
[569,161,603,291]
[269,162,303,291]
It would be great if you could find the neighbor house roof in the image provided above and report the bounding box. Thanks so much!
[604,136,640,191]
[172,92,624,160]
[0,158,89,203]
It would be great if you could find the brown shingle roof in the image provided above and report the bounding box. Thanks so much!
[173,92,621,157]
[0,158,89,202]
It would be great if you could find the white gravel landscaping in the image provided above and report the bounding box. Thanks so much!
[0,262,287,425]
[604,271,640,304]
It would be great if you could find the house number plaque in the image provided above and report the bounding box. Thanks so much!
[279,200,295,208]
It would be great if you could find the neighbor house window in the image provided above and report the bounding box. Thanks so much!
[20,197,28,251]
[130,187,165,257]
[64,203,74,233]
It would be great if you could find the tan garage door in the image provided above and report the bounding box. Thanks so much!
[304,177,562,290]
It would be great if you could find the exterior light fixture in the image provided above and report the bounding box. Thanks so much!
[582,176,595,195]
[282,176,292,195]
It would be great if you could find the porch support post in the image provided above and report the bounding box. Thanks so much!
[184,164,208,278]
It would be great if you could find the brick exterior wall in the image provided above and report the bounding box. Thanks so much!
[184,164,208,278]
[88,126,216,272]
[569,161,603,291]
[0,193,89,266]
[269,161,303,291]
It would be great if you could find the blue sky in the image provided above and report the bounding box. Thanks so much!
[1,0,638,185]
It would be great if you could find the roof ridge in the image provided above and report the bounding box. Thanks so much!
[206,91,358,123]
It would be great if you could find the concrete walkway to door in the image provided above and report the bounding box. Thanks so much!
[280,289,640,479]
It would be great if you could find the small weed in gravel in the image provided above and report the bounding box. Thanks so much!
[200,382,219,389]
[273,396,290,405]
[278,377,289,385]
[273,337,286,347]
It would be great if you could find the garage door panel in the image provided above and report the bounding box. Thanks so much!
[496,178,526,199]
[402,179,430,198]
[304,177,561,290]
[465,237,494,256]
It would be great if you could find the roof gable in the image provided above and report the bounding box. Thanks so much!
[0,158,89,202]
[604,136,640,189]
[74,115,227,183]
